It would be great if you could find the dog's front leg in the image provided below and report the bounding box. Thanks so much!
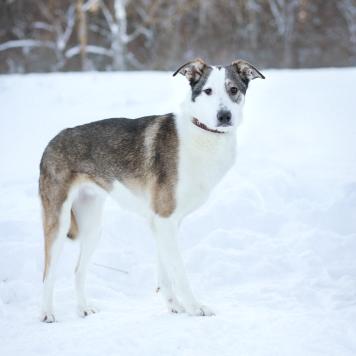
[151,215,215,316]
[156,247,186,314]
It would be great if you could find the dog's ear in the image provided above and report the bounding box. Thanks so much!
[173,59,209,83]
[232,60,265,81]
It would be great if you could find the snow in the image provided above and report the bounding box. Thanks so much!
[1,67,356,355]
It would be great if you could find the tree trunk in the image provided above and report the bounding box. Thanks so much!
[247,0,258,50]
[111,0,128,71]
[76,0,88,71]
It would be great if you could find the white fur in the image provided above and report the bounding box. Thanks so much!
[41,65,247,320]
[183,67,245,132]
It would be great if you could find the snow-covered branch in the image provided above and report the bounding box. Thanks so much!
[32,22,54,32]
[0,40,55,52]
[65,45,114,58]
[61,4,76,50]
[99,0,115,33]
[83,0,99,12]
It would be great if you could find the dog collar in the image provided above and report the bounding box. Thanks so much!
[191,117,225,134]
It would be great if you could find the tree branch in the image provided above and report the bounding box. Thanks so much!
[0,40,56,52]
[65,44,114,58]
[32,22,54,32]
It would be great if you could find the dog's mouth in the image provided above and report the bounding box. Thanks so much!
[191,118,226,134]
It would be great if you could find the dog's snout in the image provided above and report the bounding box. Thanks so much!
[217,110,232,124]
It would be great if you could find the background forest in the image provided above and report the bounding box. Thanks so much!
[1,0,356,73]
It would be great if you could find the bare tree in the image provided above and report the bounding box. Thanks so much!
[337,0,356,65]
[247,0,261,50]
[65,0,200,70]
[268,0,299,67]
[76,0,89,70]
[65,0,160,70]
[0,1,76,71]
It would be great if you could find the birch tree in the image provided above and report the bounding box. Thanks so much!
[268,0,299,67]
[337,0,356,64]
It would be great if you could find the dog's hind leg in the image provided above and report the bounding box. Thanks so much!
[72,188,106,318]
[156,248,185,314]
[151,215,215,316]
[41,195,73,323]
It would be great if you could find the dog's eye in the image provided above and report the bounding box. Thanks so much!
[204,89,212,95]
[231,87,238,94]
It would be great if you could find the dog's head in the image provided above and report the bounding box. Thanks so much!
[173,59,264,133]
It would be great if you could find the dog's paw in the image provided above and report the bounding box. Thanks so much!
[77,306,97,318]
[40,311,57,323]
[185,303,215,316]
[167,298,186,314]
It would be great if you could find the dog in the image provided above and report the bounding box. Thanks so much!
[39,58,264,322]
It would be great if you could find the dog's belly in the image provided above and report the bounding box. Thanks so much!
[109,180,151,217]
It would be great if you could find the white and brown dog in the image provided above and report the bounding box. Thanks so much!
[39,59,264,322]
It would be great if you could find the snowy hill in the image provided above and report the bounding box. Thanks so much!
[0,68,356,356]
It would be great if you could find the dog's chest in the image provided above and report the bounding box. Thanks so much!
[176,133,236,213]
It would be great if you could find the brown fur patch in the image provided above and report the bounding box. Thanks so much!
[118,115,179,217]
[146,116,179,217]
[231,60,265,81]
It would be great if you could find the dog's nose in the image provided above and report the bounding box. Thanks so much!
[217,110,232,124]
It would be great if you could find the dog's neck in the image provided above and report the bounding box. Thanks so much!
[191,117,225,134]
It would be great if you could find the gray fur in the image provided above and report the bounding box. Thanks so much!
[224,64,248,99]
[190,66,213,102]
[40,114,179,219]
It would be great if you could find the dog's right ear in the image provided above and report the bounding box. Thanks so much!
[173,59,209,83]
[231,60,265,81]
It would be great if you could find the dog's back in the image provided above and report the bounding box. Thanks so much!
[40,114,178,193]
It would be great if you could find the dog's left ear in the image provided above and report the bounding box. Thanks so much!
[173,59,210,83]
[232,60,265,81]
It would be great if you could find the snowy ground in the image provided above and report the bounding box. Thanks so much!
[0,67,356,356]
